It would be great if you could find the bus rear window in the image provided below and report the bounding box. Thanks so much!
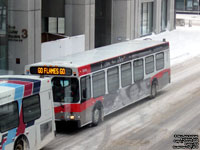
[52,77,79,103]
[156,52,164,70]
[0,102,19,133]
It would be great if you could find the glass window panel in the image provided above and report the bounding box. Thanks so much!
[81,75,91,102]
[52,77,80,103]
[0,102,19,133]
[0,6,6,34]
[147,2,153,33]
[107,67,119,93]
[161,0,168,31]
[121,63,132,87]
[48,17,57,33]
[58,17,65,34]
[93,71,105,97]
[23,95,41,123]
[186,0,193,10]
[145,55,154,74]
[176,0,185,10]
[134,59,144,81]
[141,2,153,36]
[156,52,164,70]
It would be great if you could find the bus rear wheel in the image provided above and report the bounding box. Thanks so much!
[92,106,101,126]
[150,82,157,99]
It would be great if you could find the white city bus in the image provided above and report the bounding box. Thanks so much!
[0,75,55,150]
[25,39,170,127]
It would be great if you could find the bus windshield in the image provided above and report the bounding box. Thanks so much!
[52,77,79,103]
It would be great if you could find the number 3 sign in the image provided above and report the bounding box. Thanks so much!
[21,29,28,39]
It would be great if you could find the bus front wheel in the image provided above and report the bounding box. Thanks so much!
[92,105,101,126]
[14,137,29,150]
[14,140,24,150]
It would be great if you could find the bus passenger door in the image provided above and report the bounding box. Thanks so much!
[80,76,92,125]
[36,90,55,149]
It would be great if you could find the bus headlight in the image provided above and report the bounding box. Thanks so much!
[70,115,75,120]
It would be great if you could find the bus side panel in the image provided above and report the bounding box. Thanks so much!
[103,78,151,115]
[0,132,15,150]
[80,105,93,126]
[157,72,170,90]
[3,142,14,150]
[157,49,170,90]
[36,89,55,150]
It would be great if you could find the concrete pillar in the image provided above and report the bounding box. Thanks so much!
[8,0,41,74]
[134,0,140,38]
[65,0,95,50]
[111,0,134,44]
[154,0,161,34]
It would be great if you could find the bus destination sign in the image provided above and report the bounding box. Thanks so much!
[30,66,72,76]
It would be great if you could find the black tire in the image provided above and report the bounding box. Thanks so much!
[150,82,157,99]
[14,137,29,150]
[92,105,101,126]
[14,140,24,150]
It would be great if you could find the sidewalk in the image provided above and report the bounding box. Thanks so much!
[176,14,200,26]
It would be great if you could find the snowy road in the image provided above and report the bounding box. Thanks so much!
[42,54,200,150]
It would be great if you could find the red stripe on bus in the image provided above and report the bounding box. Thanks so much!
[54,96,104,113]
[80,96,104,111]
[16,107,26,136]
[78,65,91,76]
[0,138,7,149]
[151,68,170,83]
[6,80,33,97]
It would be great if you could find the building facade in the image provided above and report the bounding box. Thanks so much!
[176,0,200,13]
[0,0,175,75]
[0,0,41,75]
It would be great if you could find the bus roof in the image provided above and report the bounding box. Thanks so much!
[29,40,168,68]
[0,75,50,105]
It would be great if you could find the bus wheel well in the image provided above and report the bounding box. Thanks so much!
[95,101,103,109]
[14,135,30,150]
[152,78,158,85]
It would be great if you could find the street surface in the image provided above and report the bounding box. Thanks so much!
[43,56,200,150]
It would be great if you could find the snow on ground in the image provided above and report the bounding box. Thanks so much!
[138,26,200,66]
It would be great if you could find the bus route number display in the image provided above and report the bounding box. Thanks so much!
[30,66,72,76]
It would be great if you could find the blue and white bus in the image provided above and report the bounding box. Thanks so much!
[0,75,55,150]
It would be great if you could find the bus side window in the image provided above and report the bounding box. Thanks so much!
[23,95,41,123]
[92,71,105,98]
[156,52,164,70]
[81,75,91,103]
[0,101,19,133]
[133,59,144,82]
[145,55,154,74]
[107,66,119,93]
[121,62,132,87]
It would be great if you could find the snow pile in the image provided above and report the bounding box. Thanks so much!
[139,26,200,66]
